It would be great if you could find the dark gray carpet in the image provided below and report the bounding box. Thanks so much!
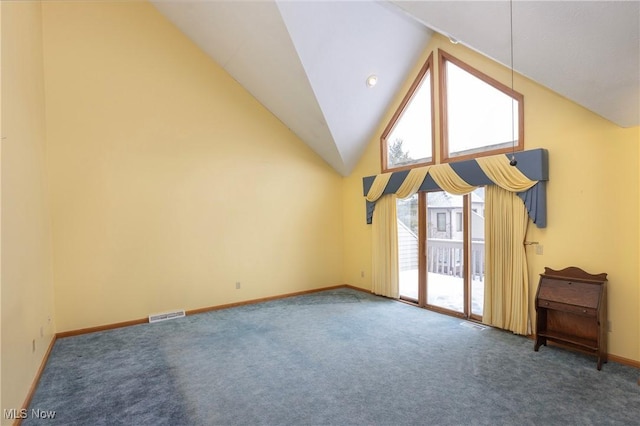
[25,288,640,425]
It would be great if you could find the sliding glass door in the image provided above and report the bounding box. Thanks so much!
[426,191,465,314]
[469,188,485,319]
[397,194,419,302]
[398,189,485,320]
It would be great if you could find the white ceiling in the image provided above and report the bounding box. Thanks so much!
[152,0,640,176]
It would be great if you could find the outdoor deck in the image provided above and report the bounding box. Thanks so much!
[399,270,484,315]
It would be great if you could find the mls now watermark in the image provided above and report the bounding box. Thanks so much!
[4,408,57,420]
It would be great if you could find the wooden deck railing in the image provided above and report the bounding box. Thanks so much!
[398,224,484,280]
[427,238,485,280]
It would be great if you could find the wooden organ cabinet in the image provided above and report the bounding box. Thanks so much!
[534,266,608,370]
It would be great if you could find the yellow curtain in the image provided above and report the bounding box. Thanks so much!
[371,194,399,298]
[476,155,537,192]
[428,163,477,195]
[483,185,530,335]
[367,167,428,299]
[365,172,393,202]
[396,166,430,199]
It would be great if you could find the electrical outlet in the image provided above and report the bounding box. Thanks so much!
[361,271,365,278]
[536,245,544,255]
[235,281,241,290]
[607,320,612,332]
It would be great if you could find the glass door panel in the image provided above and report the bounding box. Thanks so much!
[470,188,485,318]
[397,188,485,322]
[397,194,419,301]
[426,191,464,313]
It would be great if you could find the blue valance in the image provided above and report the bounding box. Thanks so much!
[362,149,549,228]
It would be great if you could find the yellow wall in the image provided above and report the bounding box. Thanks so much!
[343,34,640,363]
[1,1,57,419]
[41,1,344,332]
[1,1,3,413]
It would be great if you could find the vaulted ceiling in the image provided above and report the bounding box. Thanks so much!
[151,1,640,176]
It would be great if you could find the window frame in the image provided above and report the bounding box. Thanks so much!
[380,53,435,173]
[436,212,447,232]
[438,49,524,163]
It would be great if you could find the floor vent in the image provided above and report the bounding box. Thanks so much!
[149,310,185,323]
[460,321,488,331]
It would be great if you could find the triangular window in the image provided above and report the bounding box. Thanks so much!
[381,54,434,172]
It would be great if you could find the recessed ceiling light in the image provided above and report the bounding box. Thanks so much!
[366,75,378,88]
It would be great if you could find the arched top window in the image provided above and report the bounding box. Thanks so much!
[439,49,524,162]
[380,53,435,173]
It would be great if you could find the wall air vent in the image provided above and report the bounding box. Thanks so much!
[148,310,185,323]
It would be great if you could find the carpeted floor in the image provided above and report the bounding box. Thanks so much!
[25,288,640,425]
